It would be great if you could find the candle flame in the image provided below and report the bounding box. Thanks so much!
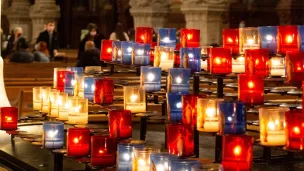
[286,35,293,43]
[233,145,242,156]
[271,59,281,66]
[265,35,273,41]
[215,57,221,64]
[248,81,254,88]
[130,94,138,102]
[5,116,12,121]
[141,35,145,40]
[187,34,193,40]
[48,130,58,138]
[293,127,300,134]
[227,37,233,43]
[147,73,155,82]
[268,121,275,131]
[175,76,182,84]
[138,159,146,166]
[237,56,245,62]
[73,137,79,144]
[206,107,216,117]
[107,48,112,53]
[247,38,254,45]
[99,149,104,154]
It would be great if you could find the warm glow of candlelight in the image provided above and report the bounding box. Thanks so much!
[233,146,242,156]
[271,59,281,66]
[247,38,254,45]
[206,107,216,117]
[175,76,182,84]
[127,47,132,53]
[286,35,293,43]
[293,127,300,134]
[130,94,138,102]
[107,48,112,53]
[265,35,273,41]
[137,49,144,55]
[118,50,122,56]
[141,35,145,40]
[73,137,79,144]
[187,34,193,40]
[247,81,254,88]
[215,57,221,64]
[5,116,12,121]
[147,73,155,82]
[48,130,58,138]
[237,56,245,62]
[99,149,104,154]
[138,159,146,166]
[227,37,233,43]
[162,37,170,43]
[176,102,182,108]
[268,121,275,131]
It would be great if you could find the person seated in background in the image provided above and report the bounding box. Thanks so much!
[34,41,50,62]
[10,37,34,63]
[5,27,24,58]
[76,41,101,68]
[109,22,130,41]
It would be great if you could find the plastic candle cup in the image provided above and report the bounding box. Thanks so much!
[180,48,202,73]
[58,93,69,121]
[153,46,175,71]
[166,93,183,122]
[108,110,132,139]
[244,49,270,77]
[101,40,113,61]
[150,152,177,171]
[258,26,278,54]
[180,28,200,48]
[222,29,239,55]
[132,148,160,171]
[123,86,146,113]
[170,159,200,171]
[285,110,304,150]
[135,27,153,44]
[278,25,299,54]
[270,57,285,77]
[33,87,42,111]
[53,68,66,89]
[121,41,134,64]
[56,70,70,92]
[285,51,304,84]
[94,78,114,104]
[182,94,206,126]
[158,28,176,48]
[63,71,76,96]
[0,107,18,130]
[140,66,162,92]
[68,97,88,125]
[84,76,98,101]
[238,74,264,105]
[91,135,117,167]
[239,27,259,54]
[43,122,64,149]
[67,128,90,157]
[167,68,191,94]
[209,47,232,75]
[117,140,145,170]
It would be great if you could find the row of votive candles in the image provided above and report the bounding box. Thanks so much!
[32,87,88,124]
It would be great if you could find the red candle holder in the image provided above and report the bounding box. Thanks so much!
[180,29,200,48]
[57,70,72,92]
[91,135,117,167]
[108,110,132,139]
[182,94,206,126]
[135,27,153,44]
[222,29,239,55]
[238,74,264,105]
[278,25,299,54]
[166,123,194,157]
[149,42,157,64]
[303,81,304,111]
[245,49,270,77]
[286,51,304,84]
[67,128,90,157]
[94,78,114,104]
[209,48,232,74]
[222,135,254,171]
[0,107,18,130]
[101,40,113,61]
[285,110,304,150]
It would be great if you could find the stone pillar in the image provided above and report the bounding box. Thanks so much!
[276,0,292,25]
[5,0,31,41]
[29,0,60,43]
[129,0,170,31]
[181,0,230,46]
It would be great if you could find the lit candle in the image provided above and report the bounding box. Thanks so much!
[270,57,285,77]
[0,107,18,130]
[53,68,66,89]
[209,48,232,74]
[239,27,259,54]
[135,27,153,44]
[94,78,114,104]
[132,43,150,65]
[68,97,88,125]
[91,135,117,167]
[167,93,182,122]
[124,86,146,113]
[84,76,98,101]
[180,48,202,73]
[150,153,176,171]
[40,87,51,113]
[278,25,299,54]
[182,94,206,126]
[101,40,114,61]
[58,93,69,121]
[140,66,161,92]
[64,71,76,96]
[117,140,145,170]
[133,148,160,171]
[180,28,200,48]
[121,41,134,64]
[67,128,90,157]
[158,28,176,48]
[56,70,70,92]
[222,29,239,54]
[108,110,132,139]
[153,46,175,71]
[258,26,278,54]
[286,51,304,84]
[43,122,64,149]
[167,68,191,94]
[285,110,304,150]
[49,90,60,117]
[245,49,270,77]
[171,159,200,171]
[238,74,264,105]
[33,87,42,111]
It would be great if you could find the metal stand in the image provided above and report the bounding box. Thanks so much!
[215,76,224,163]
[193,73,200,157]
[110,64,114,74]
[140,117,148,141]
[53,150,64,171]
[193,74,200,95]
[136,68,141,76]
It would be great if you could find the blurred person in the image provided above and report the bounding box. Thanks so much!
[127,28,135,41]
[76,41,101,68]
[10,37,34,63]
[6,27,23,57]
[109,22,129,41]
[34,41,50,62]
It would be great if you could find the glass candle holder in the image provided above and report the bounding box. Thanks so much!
[56,70,70,92]
[222,29,239,54]
[68,97,88,125]
[180,47,201,73]
[258,26,278,54]
[218,101,246,135]
[209,47,232,75]
[73,74,85,97]
[121,41,133,65]
[108,110,132,139]
[171,159,200,171]
[133,148,160,171]
[91,135,117,167]
[239,27,259,54]
[124,86,146,113]
[244,49,270,77]
[180,28,200,48]
[140,66,161,92]
[278,25,299,54]
[43,122,64,149]
[286,51,304,84]
[167,93,182,122]
[94,78,114,104]
[158,28,176,48]
[222,135,254,171]
[238,74,264,105]
[33,87,42,111]
[84,76,98,101]
[150,152,176,171]
[101,40,113,61]
[49,89,60,117]
[182,94,206,126]
[40,87,51,113]
[53,68,66,89]
[167,68,191,94]
[259,107,289,146]
[270,57,285,77]
[132,43,150,65]
[67,67,83,74]
[67,128,90,157]
[166,123,194,157]
[0,107,18,130]
[135,27,153,44]
[285,110,304,150]
[112,41,122,62]
[58,93,69,121]
[232,56,245,73]
[299,25,304,52]
[197,98,224,133]
[117,140,145,170]
[153,46,175,71]
[64,71,76,96]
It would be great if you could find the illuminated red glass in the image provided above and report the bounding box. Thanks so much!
[238,74,264,105]
[245,49,270,77]
[209,48,232,74]
[0,107,18,130]
[303,81,304,112]
[108,110,132,139]
[166,123,194,157]
[180,29,200,48]
[285,51,304,84]
[91,135,117,167]
[67,128,90,157]
[222,135,254,171]
[56,70,72,92]
[135,27,153,44]
[222,29,239,54]
[101,40,114,61]
[182,94,206,126]
[94,78,114,104]
[278,26,299,54]
[285,110,304,150]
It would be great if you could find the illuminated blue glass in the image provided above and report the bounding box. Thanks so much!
[298,25,304,52]
[43,122,64,149]
[168,68,191,94]
[64,72,75,95]
[140,66,161,92]
[258,26,277,54]
[180,48,201,73]
[84,77,98,101]
[117,141,145,171]
[167,93,183,122]
[171,159,200,171]
[150,153,177,170]
[133,43,150,65]
[158,28,176,48]
[112,41,122,62]
[121,41,133,65]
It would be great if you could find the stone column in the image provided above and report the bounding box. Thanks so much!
[5,0,31,41]
[129,0,170,31]
[29,0,60,43]
[181,0,230,46]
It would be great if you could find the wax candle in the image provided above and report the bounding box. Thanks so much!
[222,29,239,54]
[0,107,18,130]
[153,46,175,71]
[209,47,232,74]
[270,57,285,77]
[238,74,264,105]
[140,66,161,92]
[285,110,304,150]
[101,40,113,61]
[40,87,51,113]
[123,86,146,113]
[239,27,259,54]
[67,128,90,157]
[197,98,223,133]
[180,28,200,48]
[132,43,150,65]
[133,148,160,171]
[43,122,64,149]
[232,56,245,73]
[167,68,191,94]
[258,26,278,54]
[158,28,176,48]
[117,140,145,170]
[91,135,117,167]
[94,78,114,104]
[84,76,98,101]
[245,49,270,77]
[278,25,299,54]
[33,87,42,111]
[180,48,201,73]
[108,110,132,139]
[182,94,206,126]
[68,97,88,125]
[58,93,69,121]
[135,27,153,44]
[150,153,177,171]
[259,107,289,146]
[285,51,304,84]
[171,159,200,171]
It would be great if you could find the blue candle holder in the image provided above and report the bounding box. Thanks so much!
[117,141,145,171]
[168,68,191,94]
[150,152,177,170]
[133,43,150,65]
[258,26,278,54]
[180,48,201,73]
[43,122,64,149]
[218,101,246,134]
[84,76,98,101]
[67,67,84,74]
[140,66,161,92]
[298,25,304,52]
[158,28,176,48]
[171,159,200,171]
[121,41,133,65]
[64,72,75,96]
[112,41,122,62]
[167,93,183,122]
